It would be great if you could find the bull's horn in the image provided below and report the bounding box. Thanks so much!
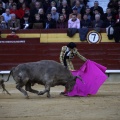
[76,76,84,84]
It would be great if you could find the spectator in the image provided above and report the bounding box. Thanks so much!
[92,14,104,31]
[107,0,118,15]
[116,8,120,19]
[17,2,29,19]
[5,0,14,9]
[61,8,69,21]
[113,12,120,42]
[24,9,30,16]
[90,1,104,16]
[72,0,84,14]
[58,0,72,15]
[56,14,67,28]
[0,15,7,29]
[91,8,104,21]
[30,1,42,21]
[103,8,114,20]
[29,0,37,9]
[0,0,5,9]
[69,7,81,20]
[0,1,5,15]
[8,13,20,32]
[32,14,44,29]
[83,7,92,20]
[117,0,120,10]
[68,13,80,29]
[34,14,44,23]
[51,7,59,21]
[58,0,71,7]
[116,10,120,21]
[80,0,88,6]
[72,0,81,7]
[38,8,46,21]
[81,14,91,28]
[79,13,91,41]
[20,14,32,29]
[2,8,11,23]
[46,1,56,14]
[10,3,19,18]
[45,12,56,29]
[43,0,50,14]
[17,0,29,9]
[103,14,115,28]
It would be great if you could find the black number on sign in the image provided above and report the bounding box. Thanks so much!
[91,34,96,41]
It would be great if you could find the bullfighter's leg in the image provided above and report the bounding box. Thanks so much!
[25,82,39,94]
[16,83,29,99]
[38,84,51,98]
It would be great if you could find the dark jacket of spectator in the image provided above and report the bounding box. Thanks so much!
[107,0,118,15]
[103,19,115,28]
[81,19,91,28]
[43,0,50,14]
[56,15,67,29]
[113,17,120,42]
[91,6,104,16]
[20,14,32,29]
[58,4,72,15]
[103,14,115,28]
[92,19,104,28]
[8,18,20,30]
[90,1,104,16]
[45,18,56,29]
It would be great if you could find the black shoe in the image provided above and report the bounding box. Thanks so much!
[60,92,66,95]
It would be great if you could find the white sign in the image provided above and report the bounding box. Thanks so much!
[0,40,25,44]
[87,31,102,44]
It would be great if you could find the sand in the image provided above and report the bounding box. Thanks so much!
[0,82,120,120]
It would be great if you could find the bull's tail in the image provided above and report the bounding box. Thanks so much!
[4,67,14,82]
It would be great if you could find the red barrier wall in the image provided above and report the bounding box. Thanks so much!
[0,38,120,70]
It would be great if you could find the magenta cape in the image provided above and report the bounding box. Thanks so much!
[66,60,108,97]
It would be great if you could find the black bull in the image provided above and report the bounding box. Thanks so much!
[6,60,82,98]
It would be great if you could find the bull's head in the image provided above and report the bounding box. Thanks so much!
[65,76,83,92]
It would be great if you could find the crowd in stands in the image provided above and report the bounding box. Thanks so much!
[0,0,120,42]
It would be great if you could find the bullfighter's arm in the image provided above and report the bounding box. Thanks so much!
[76,49,87,62]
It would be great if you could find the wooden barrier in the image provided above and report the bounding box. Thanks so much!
[0,29,116,43]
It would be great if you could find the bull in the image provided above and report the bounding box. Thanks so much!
[6,60,82,98]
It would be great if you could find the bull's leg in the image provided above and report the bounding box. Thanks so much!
[38,84,51,98]
[25,82,39,94]
[1,83,11,95]
[16,83,29,99]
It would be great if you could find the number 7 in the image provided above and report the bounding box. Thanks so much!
[91,34,96,41]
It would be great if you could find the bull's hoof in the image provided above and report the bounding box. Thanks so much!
[38,91,44,95]
[47,94,51,98]
[25,95,29,99]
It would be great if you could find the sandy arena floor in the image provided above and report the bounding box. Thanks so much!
[0,82,120,120]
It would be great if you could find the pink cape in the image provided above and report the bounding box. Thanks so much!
[66,60,108,97]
